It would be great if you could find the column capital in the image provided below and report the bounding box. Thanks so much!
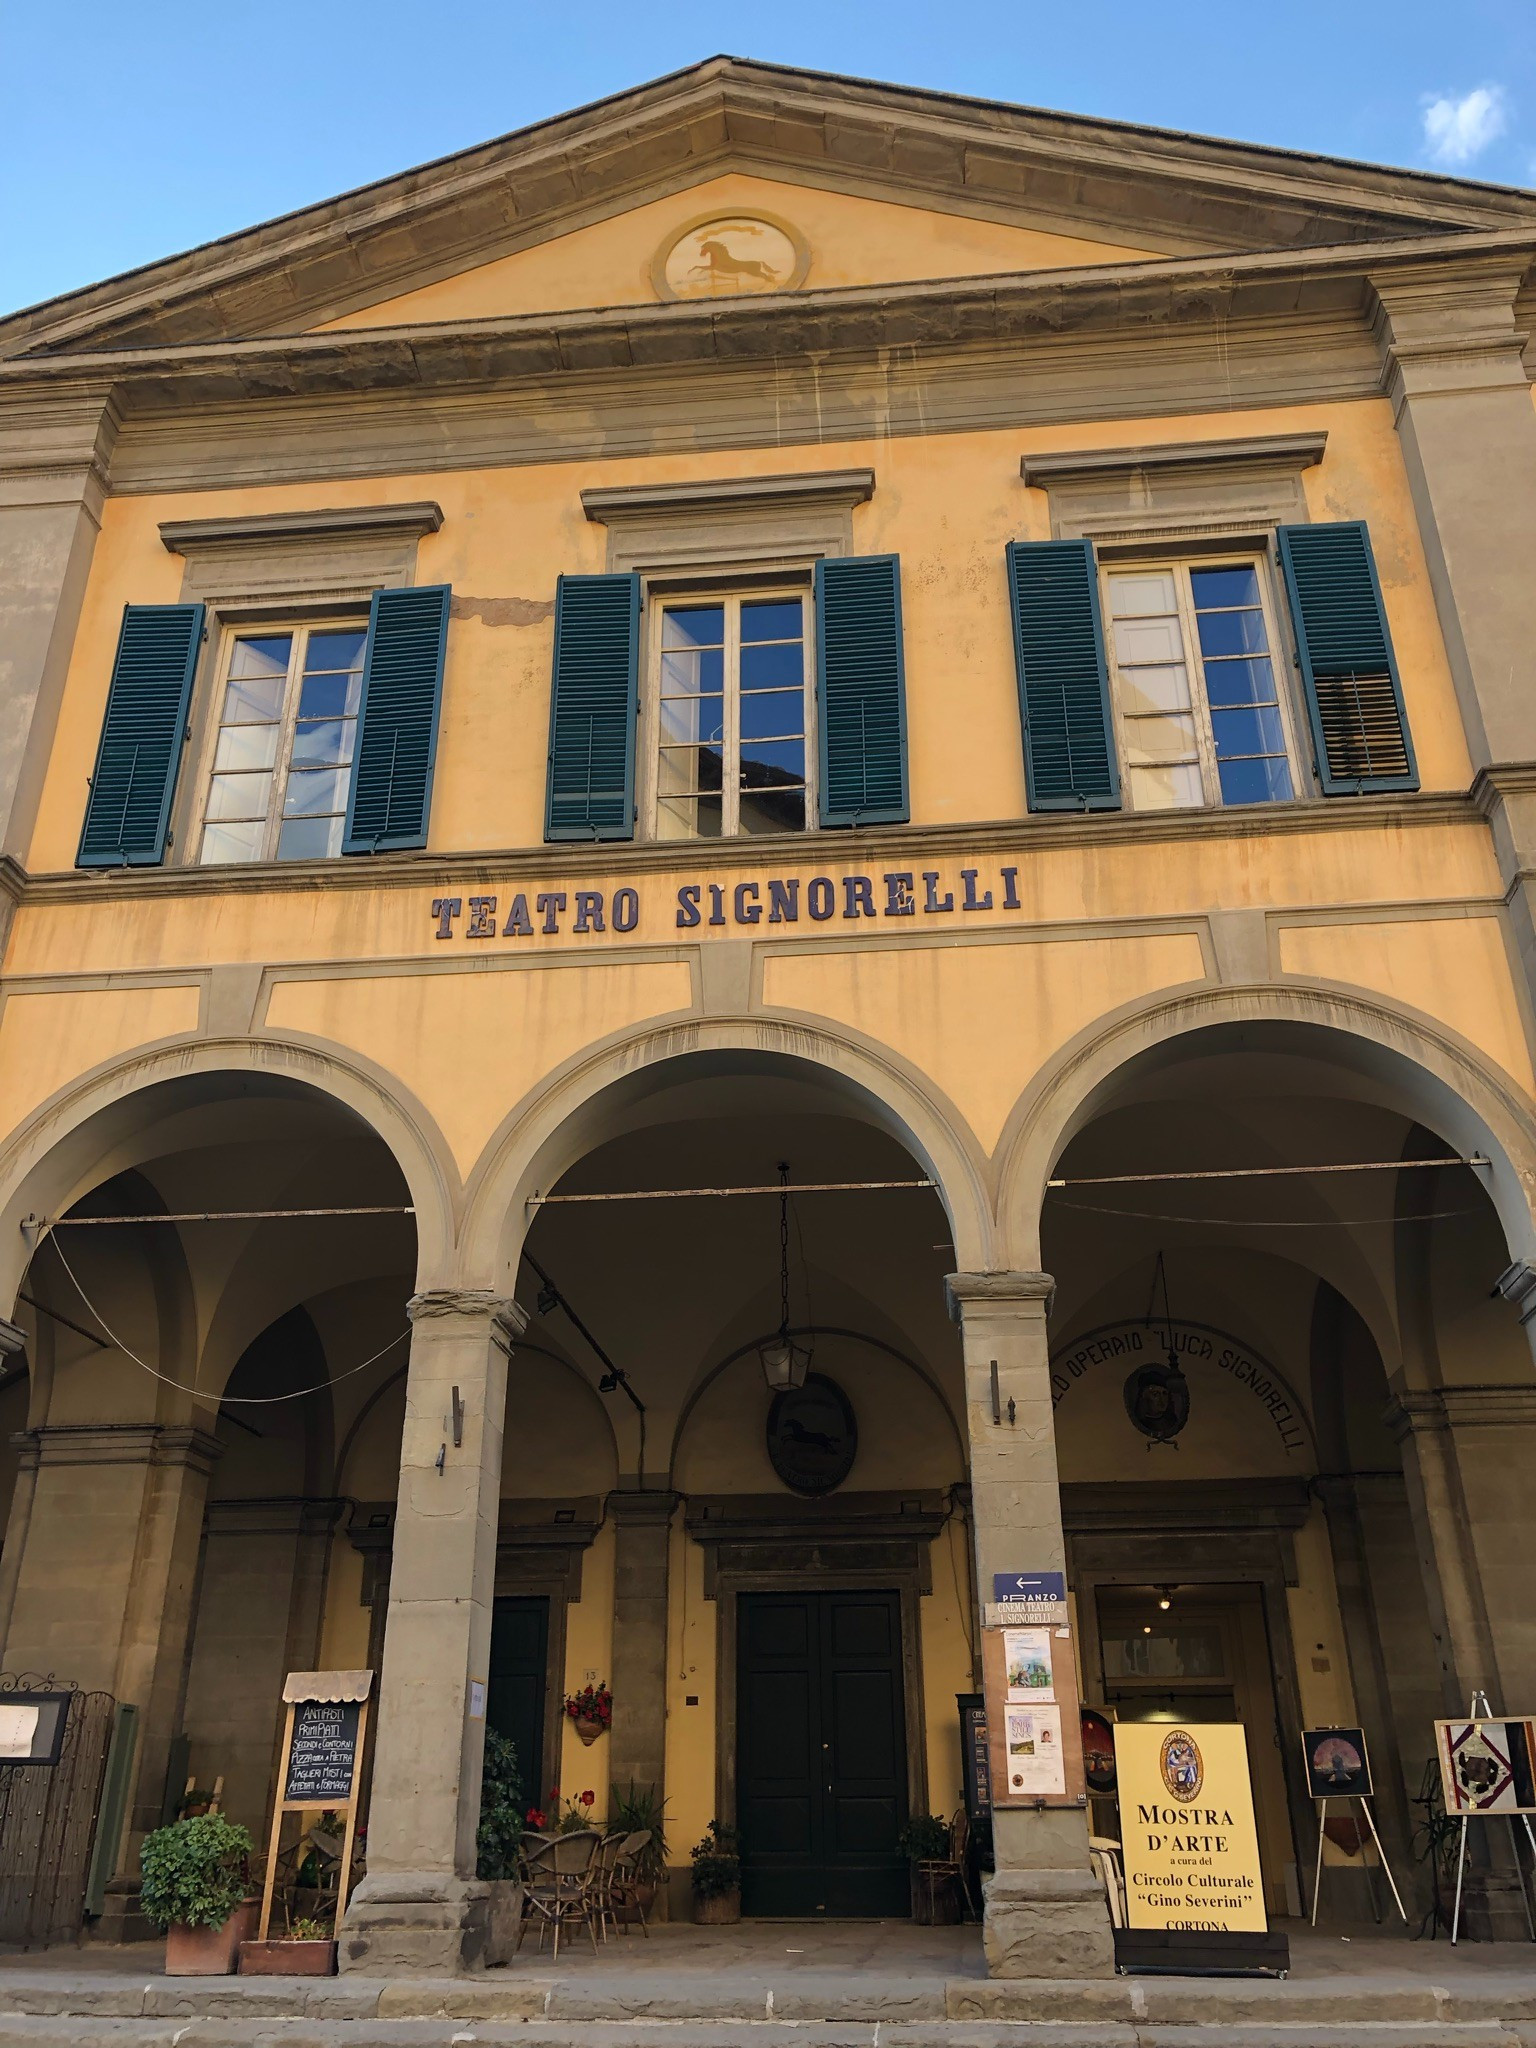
[1493,1259,1536,1325]
[1369,259,1531,409]
[945,1270,1055,1322]
[407,1289,528,1347]
[1387,1383,1536,1441]
[606,1487,681,1526]
[0,1319,26,1358]
[9,1421,223,1476]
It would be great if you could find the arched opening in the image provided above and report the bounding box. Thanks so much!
[493,1044,972,1918]
[1031,1014,1535,1930]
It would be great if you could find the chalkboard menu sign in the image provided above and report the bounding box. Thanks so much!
[284,1700,361,1805]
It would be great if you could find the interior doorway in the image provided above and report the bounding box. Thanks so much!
[488,1595,550,1815]
[1094,1584,1296,1916]
[737,1589,909,1917]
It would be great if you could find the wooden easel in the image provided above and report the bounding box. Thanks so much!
[256,1671,372,1943]
[1449,1691,1536,1945]
[1309,1793,1406,1927]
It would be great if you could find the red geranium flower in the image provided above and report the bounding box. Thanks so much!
[579,1789,594,1807]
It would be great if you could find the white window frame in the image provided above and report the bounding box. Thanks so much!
[638,582,818,842]
[1100,551,1304,813]
[194,617,366,865]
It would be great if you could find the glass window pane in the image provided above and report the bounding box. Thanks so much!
[228,635,293,680]
[304,628,367,673]
[740,785,806,834]
[1195,607,1269,658]
[1211,705,1287,759]
[1128,761,1204,810]
[298,672,362,719]
[1114,617,1186,665]
[659,694,724,747]
[205,771,272,821]
[1118,666,1191,718]
[740,641,804,691]
[741,600,804,642]
[220,674,285,724]
[655,792,723,840]
[282,767,349,818]
[1124,713,1199,764]
[1108,571,1178,619]
[740,738,805,787]
[661,647,725,697]
[199,819,266,865]
[658,744,723,797]
[1101,1627,1226,1680]
[290,719,355,768]
[277,815,344,860]
[1218,755,1294,805]
[212,722,280,773]
[1190,565,1261,609]
[1203,657,1276,709]
[661,606,724,650]
[739,689,805,740]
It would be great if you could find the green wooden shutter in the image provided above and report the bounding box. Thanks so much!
[1277,522,1417,794]
[815,554,909,827]
[1006,539,1120,812]
[545,573,640,841]
[76,604,204,868]
[342,584,451,854]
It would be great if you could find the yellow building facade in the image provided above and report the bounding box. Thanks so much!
[2,57,1536,1971]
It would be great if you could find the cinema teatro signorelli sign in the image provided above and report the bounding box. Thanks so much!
[429,863,1027,940]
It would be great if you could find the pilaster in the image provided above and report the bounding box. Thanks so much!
[606,1490,679,1807]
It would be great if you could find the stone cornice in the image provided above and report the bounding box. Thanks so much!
[11,1422,223,1472]
[582,467,874,522]
[160,501,444,555]
[1021,430,1327,488]
[0,789,1487,915]
[1387,1385,1536,1434]
[7,58,1533,361]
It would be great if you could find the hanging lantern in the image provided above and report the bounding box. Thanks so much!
[758,1162,812,1393]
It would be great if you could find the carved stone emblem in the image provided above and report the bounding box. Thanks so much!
[653,214,808,301]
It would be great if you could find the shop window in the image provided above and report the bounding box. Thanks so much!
[1102,559,1299,812]
[198,624,365,864]
[646,591,813,840]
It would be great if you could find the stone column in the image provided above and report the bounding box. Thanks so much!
[606,1491,679,1803]
[0,384,119,860]
[945,1272,1113,1977]
[0,1420,221,1936]
[1371,260,1536,1001]
[341,1290,526,1977]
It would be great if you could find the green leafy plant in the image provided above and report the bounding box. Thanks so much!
[609,1781,668,1882]
[287,1916,331,1941]
[897,1814,951,1862]
[690,1818,740,1899]
[139,1813,255,1932]
[551,1788,599,1835]
[476,1730,525,1881]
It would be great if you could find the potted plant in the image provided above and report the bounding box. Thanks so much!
[476,1729,526,1966]
[898,1813,960,1925]
[690,1819,741,1924]
[237,1916,337,1977]
[564,1681,612,1746]
[139,1813,257,1975]
[609,1782,668,1921]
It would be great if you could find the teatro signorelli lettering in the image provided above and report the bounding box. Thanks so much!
[429,865,1026,941]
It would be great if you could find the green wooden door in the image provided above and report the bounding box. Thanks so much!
[487,1596,549,1812]
[737,1589,908,1917]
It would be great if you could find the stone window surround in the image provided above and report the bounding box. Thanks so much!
[157,501,443,865]
[1022,430,1327,546]
[581,468,875,577]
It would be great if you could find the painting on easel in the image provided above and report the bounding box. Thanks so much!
[1436,1718,1536,1815]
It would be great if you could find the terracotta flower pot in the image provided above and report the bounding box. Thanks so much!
[693,1887,741,1924]
[165,1900,257,1976]
[573,1716,606,1745]
[237,1937,337,1976]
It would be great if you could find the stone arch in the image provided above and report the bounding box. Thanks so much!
[460,1014,995,1284]
[0,1035,460,1310]
[993,981,1536,1271]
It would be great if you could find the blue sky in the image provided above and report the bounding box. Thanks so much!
[3,0,1532,316]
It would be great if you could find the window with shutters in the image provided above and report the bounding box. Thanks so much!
[197,623,365,863]
[643,590,814,839]
[1101,558,1301,811]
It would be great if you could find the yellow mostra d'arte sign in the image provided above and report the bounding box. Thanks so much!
[1115,1723,1267,1933]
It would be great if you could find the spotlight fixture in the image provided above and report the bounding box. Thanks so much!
[1158,1587,1174,1611]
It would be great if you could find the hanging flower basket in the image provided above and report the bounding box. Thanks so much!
[564,1682,612,1746]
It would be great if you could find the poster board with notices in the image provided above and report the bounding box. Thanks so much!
[1114,1721,1267,1934]
[981,1620,1086,1808]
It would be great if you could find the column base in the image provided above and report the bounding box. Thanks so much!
[1459,1870,1534,1942]
[339,1873,489,1976]
[983,1868,1115,1978]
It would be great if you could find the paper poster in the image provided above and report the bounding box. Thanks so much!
[1114,1722,1267,1933]
[1436,1719,1536,1814]
[1004,1704,1065,1795]
[0,1706,39,1760]
[1004,1627,1055,1702]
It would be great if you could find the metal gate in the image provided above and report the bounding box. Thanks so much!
[0,1676,117,1946]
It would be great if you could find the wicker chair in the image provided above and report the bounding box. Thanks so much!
[600,1829,654,1939]
[913,1809,972,1923]
[516,1829,603,1959]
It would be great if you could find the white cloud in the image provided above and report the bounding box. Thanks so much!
[1421,85,1509,168]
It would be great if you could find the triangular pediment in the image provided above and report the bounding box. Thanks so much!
[6,55,1535,359]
